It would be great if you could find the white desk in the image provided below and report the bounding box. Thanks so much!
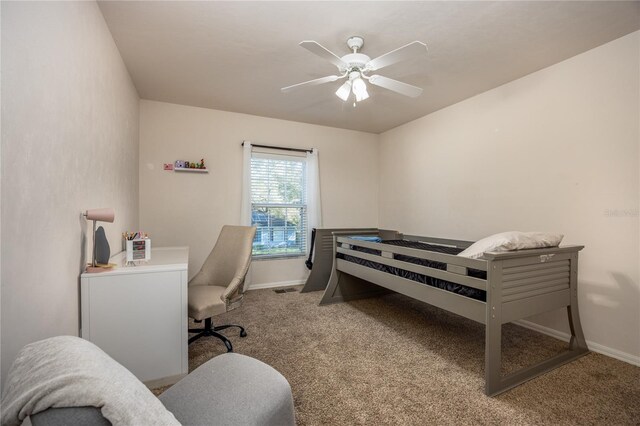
[81,247,189,387]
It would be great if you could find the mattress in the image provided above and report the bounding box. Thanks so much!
[337,239,487,302]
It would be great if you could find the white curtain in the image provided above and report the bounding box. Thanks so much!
[240,142,252,226]
[240,142,253,290]
[306,148,323,242]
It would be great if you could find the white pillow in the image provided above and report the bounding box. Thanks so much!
[457,231,564,259]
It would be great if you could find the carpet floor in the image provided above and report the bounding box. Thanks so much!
[170,286,639,425]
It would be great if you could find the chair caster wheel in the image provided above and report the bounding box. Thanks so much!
[240,330,247,337]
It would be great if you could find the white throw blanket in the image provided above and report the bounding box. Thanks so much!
[1,336,180,426]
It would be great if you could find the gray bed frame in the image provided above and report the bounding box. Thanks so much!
[316,228,589,396]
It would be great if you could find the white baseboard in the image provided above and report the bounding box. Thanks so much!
[514,319,640,367]
[247,280,306,291]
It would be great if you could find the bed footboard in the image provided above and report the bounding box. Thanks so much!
[301,228,378,293]
[483,247,588,396]
[319,231,402,303]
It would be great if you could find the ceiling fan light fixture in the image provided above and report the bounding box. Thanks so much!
[352,77,369,102]
[283,37,426,103]
[335,80,352,101]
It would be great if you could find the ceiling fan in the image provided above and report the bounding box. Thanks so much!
[281,36,427,104]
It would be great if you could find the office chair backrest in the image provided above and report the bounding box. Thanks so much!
[191,225,256,296]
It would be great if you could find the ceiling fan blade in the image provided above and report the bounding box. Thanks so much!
[366,41,427,71]
[300,41,348,69]
[281,75,342,93]
[368,75,423,98]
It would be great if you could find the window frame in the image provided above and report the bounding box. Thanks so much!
[249,151,308,260]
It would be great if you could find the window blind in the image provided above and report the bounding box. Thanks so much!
[250,153,307,258]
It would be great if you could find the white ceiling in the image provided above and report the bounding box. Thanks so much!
[98,1,640,134]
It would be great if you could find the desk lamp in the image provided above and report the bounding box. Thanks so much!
[84,208,115,273]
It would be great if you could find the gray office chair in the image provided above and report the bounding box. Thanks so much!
[188,225,256,351]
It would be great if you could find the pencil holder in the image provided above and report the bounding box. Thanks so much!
[126,238,151,262]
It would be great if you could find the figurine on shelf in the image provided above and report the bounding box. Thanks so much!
[199,158,205,169]
[190,162,195,168]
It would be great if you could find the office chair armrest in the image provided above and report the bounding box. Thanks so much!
[222,277,245,303]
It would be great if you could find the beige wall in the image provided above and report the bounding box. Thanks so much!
[1,1,139,385]
[139,100,379,285]
[379,32,639,360]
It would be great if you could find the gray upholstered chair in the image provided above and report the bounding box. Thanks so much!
[29,354,296,426]
[188,225,257,351]
[14,342,296,426]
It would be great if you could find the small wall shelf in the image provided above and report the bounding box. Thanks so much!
[174,168,208,173]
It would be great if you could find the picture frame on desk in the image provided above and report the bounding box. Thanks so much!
[126,238,151,263]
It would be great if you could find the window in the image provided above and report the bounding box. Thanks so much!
[250,152,307,258]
